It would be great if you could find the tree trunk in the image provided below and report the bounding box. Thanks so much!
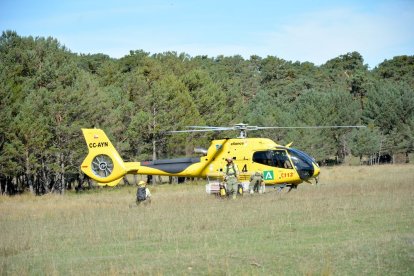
[0,176,4,195]
[53,153,66,195]
[25,149,34,194]
[152,139,156,161]
[377,137,383,165]
[152,138,157,185]
[41,161,50,194]
[61,158,65,195]
[16,175,22,193]
[151,104,157,185]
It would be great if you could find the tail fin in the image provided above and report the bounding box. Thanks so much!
[80,128,127,185]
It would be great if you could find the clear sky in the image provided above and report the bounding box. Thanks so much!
[1,0,413,68]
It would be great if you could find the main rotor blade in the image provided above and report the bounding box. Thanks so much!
[168,128,231,133]
[186,125,366,130]
[168,124,366,135]
[186,126,232,129]
[255,125,366,129]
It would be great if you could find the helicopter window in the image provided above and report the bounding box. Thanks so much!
[288,148,314,167]
[253,150,290,168]
[289,154,309,169]
[273,150,290,168]
[252,151,272,166]
[287,148,314,180]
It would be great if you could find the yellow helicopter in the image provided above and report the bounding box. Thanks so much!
[80,123,364,192]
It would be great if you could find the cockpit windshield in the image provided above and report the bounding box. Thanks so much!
[287,148,315,180]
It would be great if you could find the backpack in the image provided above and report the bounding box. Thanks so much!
[137,187,147,201]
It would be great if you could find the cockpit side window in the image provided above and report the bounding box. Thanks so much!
[274,150,292,169]
[253,150,291,168]
[252,151,273,166]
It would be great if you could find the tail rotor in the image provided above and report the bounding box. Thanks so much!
[91,154,114,178]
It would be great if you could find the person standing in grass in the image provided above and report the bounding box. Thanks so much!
[136,180,151,205]
[223,157,239,199]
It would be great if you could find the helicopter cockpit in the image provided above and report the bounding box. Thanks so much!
[252,148,319,180]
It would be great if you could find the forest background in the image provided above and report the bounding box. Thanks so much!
[0,31,413,195]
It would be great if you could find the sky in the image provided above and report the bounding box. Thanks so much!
[1,0,413,68]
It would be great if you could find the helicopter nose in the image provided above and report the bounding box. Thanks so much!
[313,163,320,178]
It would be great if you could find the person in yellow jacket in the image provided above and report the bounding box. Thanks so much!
[223,157,239,199]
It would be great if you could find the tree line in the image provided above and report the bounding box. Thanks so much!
[1,31,413,195]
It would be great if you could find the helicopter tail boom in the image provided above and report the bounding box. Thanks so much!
[80,128,135,185]
[79,128,205,186]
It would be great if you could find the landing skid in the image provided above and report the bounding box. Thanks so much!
[275,184,297,193]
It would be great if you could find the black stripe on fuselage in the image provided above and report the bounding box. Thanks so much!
[140,157,201,174]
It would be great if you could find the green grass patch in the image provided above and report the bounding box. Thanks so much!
[1,165,413,275]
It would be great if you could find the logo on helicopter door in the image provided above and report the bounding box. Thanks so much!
[263,170,274,180]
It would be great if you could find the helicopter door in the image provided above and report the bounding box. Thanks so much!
[271,149,295,182]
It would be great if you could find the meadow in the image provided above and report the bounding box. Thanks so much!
[1,165,413,275]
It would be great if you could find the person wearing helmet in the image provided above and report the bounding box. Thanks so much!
[136,180,151,205]
[223,157,239,199]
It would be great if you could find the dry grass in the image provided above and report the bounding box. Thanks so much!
[1,165,413,275]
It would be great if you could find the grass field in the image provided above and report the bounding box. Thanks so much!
[1,165,413,275]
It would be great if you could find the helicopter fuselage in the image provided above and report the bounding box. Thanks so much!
[136,137,320,184]
[80,129,320,186]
